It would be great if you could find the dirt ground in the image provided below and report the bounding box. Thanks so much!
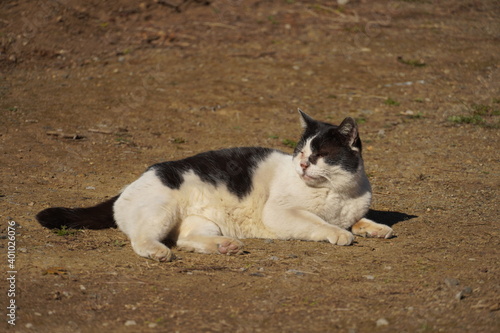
[1,0,499,332]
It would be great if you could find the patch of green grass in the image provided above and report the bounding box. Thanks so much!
[115,132,133,144]
[397,56,426,67]
[448,102,500,128]
[384,97,400,106]
[355,117,367,124]
[408,112,424,119]
[171,137,186,144]
[53,226,80,236]
[269,135,279,139]
[115,137,129,143]
[267,15,278,24]
[282,139,297,149]
[114,240,127,247]
[448,114,484,125]
[302,298,318,306]
[471,103,500,116]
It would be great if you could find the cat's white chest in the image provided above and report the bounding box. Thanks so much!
[319,189,371,229]
[284,172,371,230]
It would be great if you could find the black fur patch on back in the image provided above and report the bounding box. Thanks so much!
[150,147,277,199]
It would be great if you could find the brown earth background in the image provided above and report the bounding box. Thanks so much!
[1,0,499,332]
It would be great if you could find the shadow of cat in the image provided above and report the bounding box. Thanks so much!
[366,209,417,227]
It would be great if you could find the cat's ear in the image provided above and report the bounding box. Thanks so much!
[337,117,359,148]
[298,109,315,129]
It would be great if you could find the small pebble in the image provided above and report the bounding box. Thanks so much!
[269,256,279,261]
[148,323,158,328]
[19,247,28,253]
[456,287,473,300]
[376,318,389,327]
[263,239,274,244]
[286,269,305,276]
[444,278,459,287]
[26,323,34,329]
[363,275,375,280]
[124,320,136,326]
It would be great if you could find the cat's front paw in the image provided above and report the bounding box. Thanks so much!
[327,229,354,246]
[132,240,174,262]
[150,246,175,262]
[218,238,244,255]
[351,218,394,239]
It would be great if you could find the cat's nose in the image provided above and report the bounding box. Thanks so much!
[300,160,310,170]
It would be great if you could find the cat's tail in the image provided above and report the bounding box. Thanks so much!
[36,195,119,230]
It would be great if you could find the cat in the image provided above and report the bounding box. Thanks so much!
[36,110,393,262]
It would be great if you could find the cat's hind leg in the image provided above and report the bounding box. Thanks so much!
[176,216,244,255]
[126,203,176,262]
[351,218,394,239]
[114,171,177,262]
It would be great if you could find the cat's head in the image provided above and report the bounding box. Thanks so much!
[292,110,364,187]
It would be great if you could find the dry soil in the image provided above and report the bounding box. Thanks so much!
[1,1,499,332]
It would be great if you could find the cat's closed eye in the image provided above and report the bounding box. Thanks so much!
[311,152,328,158]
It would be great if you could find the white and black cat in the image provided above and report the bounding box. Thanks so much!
[37,110,393,262]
